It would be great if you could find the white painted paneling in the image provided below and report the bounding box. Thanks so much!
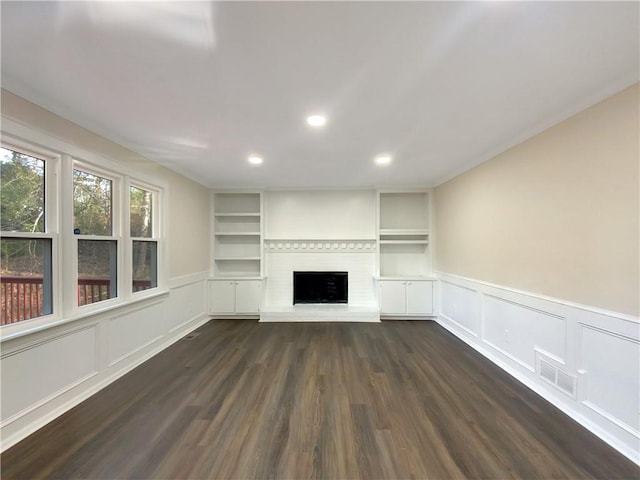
[165,280,206,332]
[265,190,376,239]
[1,277,209,452]
[265,251,376,307]
[440,281,480,336]
[437,271,640,464]
[107,301,165,367]
[483,295,566,370]
[1,325,98,421]
[580,325,640,433]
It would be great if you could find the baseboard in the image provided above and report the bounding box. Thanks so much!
[1,313,209,452]
[435,272,640,465]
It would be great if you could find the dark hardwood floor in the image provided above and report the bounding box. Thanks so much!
[2,320,638,479]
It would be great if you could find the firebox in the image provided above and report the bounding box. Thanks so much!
[293,271,348,304]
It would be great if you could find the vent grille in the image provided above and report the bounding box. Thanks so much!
[538,358,576,398]
[556,370,576,396]
[540,360,557,383]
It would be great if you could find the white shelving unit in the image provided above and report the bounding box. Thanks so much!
[378,191,431,277]
[377,190,435,317]
[210,192,263,316]
[212,192,262,278]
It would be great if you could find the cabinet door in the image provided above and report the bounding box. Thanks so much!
[406,280,434,315]
[210,281,236,314]
[379,281,407,314]
[234,280,262,314]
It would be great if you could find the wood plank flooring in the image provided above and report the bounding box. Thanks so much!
[2,320,638,479]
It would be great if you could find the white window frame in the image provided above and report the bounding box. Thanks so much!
[0,137,60,328]
[127,179,162,296]
[70,160,123,313]
[1,119,169,341]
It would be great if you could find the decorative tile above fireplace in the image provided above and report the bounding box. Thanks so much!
[265,239,375,253]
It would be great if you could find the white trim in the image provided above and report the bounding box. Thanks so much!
[0,323,100,427]
[437,271,639,324]
[436,318,640,465]
[1,117,169,335]
[438,312,479,337]
[436,271,640,465]
[105,299,165,367]
[581,400,640,438]
[0,290,169,343]
[0,371,99,429]
[0,313,210,452]
[168,271,209,289]
[0,232,55,239]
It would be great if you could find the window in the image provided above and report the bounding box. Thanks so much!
[1,129,164,330]
[73,167,118,306]
[130,185,157,292]
[0,146,53,325]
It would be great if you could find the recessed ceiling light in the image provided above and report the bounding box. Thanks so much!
[248,155,263,165]
[375,154,392,165]
[306,114,327,127]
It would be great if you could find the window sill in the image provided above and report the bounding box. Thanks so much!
[0,288,169,343]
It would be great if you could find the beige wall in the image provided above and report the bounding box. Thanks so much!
[435,84,639,316]
[1,90,211,279]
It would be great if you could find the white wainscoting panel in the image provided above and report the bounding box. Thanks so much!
[165,277,207,332]
[579,324,639,435]
[482,294,566,370]
[440,281,481,336]
[437,272,640,465]
[1,325,98,422]
[107,301,165,367]
[1,273,210,452]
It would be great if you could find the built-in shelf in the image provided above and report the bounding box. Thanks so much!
[379,229,429,236]
[214,212,260,217]
[379,240,428,245]
[215,257,261,261]
[213,192,262,277]
[378,191,431,278]
[215,232,261,236]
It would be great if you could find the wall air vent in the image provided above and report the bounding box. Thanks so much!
[538,358,577,399]
[556,370,577,397]
[540,359,556,383]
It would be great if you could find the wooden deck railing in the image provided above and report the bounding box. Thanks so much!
[1,276,44,325]
[1,276,152,325]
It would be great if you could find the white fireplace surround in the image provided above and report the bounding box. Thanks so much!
[261,238,380,322]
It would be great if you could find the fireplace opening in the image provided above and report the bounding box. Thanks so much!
[293,271,348,304]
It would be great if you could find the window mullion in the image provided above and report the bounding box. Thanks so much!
[60,155,77,315]
[123,177,132,300]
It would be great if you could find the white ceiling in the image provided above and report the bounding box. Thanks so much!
[1,1,638,189]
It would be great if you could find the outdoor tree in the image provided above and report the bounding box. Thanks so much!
[130,186,153,281]
[0,148,45,275]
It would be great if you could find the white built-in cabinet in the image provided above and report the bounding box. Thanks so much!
[209,279,262,314]
[379,279,434,315]
[377,190,435,317]
[207,189,435,318]
[209,192,263,316]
